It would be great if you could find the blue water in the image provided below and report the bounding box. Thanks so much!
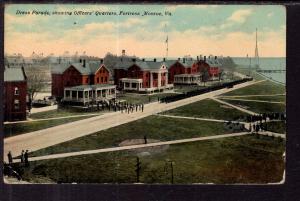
[232,57,286,84]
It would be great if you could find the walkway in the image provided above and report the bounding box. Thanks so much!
[4,79,264,160]
[4,113,101,125]
[156,114,247,124]
[218,94,285,98]
[211,97,258,115]
[14,132,251,163]
[217,97,285,104]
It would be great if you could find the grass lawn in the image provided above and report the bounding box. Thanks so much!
[262,121,286,134]
[30,115,245,157]
[4,116,98,138]
[21,135,285,184]
[162,98,248,121]
[117,93,177,104]
[29,108,102,119]
[222,80,286,96]
[219,95,286,102]
[223,99,286,114]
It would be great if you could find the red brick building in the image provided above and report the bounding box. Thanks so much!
[167,58,195,84]
[51,60,110,98]
[4,67,27,121]
[114,59,173,93]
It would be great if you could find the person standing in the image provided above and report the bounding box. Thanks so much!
[142,104,144,112]
[24,150,29,167]
[7,151,13,164]
[20,150,25,164]
[144,136,147,144]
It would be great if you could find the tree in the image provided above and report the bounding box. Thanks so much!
[218,69,224,82]
[25,66,47,100]
[201,68,210,87]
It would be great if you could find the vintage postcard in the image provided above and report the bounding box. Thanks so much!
[3,4,286,184]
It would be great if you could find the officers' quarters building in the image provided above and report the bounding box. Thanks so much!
[51,59,116,105]
[4,66,27,121]
[114,58,174,93]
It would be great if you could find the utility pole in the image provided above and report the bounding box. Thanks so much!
[165,160,175,184]
[135,157,141,183]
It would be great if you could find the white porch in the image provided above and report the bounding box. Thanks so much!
[63,84,116,104]
[174,74,201,84]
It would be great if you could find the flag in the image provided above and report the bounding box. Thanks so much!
[166,36,168,43]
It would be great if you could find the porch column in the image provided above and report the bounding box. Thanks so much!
[158,72,161,87]
[76,91,79,100]
[166,73,168,85]
[64,89,66,99]
[123,81,125,89]
[83,90,85,104]
[150,72,153,88]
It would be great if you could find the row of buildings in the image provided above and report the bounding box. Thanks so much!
[50,55,221,106]
[4,53,222,121]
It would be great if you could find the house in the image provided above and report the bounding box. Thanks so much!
[168,57,195,84]
[114,58,174,93]
[4,66,27,121]
[51,59,110,98]
[171,56,222,85]
[195,56,221,79]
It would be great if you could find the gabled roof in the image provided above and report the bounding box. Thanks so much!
[51,61,108,75]
[115,60,177,71]
[4,67,26,82]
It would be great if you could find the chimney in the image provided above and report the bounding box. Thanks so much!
[142,58,145,62]
[178,58,180,61]
[163,58,166,62]
[204,56,206,61]
[100,59,103,64]
[79,58,82,63]
[154,58,156,62]
[83,59,86,67]
[132,58,136,62]
[122,49,125,56]
[197,56,199,61]
[183,58,186,63]
[215,56,217,60]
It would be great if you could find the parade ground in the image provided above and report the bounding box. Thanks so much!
[4,75,286,184]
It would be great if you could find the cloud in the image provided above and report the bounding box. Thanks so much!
[220,9,253,30]
[227,9,253,23]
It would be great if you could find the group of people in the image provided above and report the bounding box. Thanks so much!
[89,100,145,114]
[120,102,144,114]
[246,112,286,123]
[7,150,30,167]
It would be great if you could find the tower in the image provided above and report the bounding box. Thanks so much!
[254,28,260,69]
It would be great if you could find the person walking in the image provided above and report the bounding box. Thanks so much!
[142,104,144,112]
[20,150,25,164]
[7,151,13,164]
[24,150,29,167]
[144,136,148,144]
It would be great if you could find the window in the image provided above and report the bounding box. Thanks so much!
[86,78,89,84]
[105,77,107,82]
[14,87,19,95]
[14,99,20,110]
[101,77,103,82]
[97,77,100,83]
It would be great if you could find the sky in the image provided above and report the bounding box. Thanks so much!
[5,4,286,58]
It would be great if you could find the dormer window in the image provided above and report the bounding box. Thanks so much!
[14,87,19,95]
